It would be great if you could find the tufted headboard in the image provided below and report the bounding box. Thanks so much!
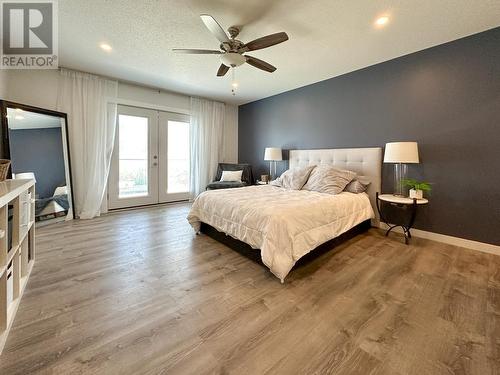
[289,147,383,223]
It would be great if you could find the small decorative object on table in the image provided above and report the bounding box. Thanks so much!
[0,159,11,181]
[402,178,431,200]
[376,192,429,244]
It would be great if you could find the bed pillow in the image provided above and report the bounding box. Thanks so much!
[53,185,68,197]
[343,178,371,194]
[270,165,316,190]
[220,170,243,182]
[302,166,357,195]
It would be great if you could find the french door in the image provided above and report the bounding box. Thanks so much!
[108,105,190,209]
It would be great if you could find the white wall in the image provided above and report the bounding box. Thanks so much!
[3,70,59,109]
[0,70,238,163]
[0,71,7,99]
[117,82,189,113]
[223,104,238,163]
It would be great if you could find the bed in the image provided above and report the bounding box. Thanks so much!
[188,147,382,282]
[35,186,70,222]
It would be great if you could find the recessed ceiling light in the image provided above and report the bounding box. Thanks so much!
[100,43,112,52]
[15,115,24,120]
[375,16,389,26]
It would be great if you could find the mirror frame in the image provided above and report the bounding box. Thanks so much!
[0,100,76,220]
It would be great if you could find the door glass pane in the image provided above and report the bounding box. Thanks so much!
[118,115,148,197]
[167,121,189,193]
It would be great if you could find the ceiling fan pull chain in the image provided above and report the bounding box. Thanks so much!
[231,68,237,96]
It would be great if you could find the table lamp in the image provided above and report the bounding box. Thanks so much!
[384,142,419,196]
[264,147,282,180]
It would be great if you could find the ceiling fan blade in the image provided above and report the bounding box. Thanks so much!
[245,55,276,73]
[172,49,222,54]
[200,14,230,43]
[217,64,230,77]
[243,32,289,52]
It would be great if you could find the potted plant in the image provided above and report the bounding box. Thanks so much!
[402,178,432,199]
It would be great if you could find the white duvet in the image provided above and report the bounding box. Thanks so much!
[187,185,374,282]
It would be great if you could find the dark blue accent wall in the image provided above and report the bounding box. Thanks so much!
[238,27,500,245]
[9,127,66,198]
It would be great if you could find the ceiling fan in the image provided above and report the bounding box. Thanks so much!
[173,14,289,77]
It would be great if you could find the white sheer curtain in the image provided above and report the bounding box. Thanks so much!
[57,68,118,219]
[190,97,225,197]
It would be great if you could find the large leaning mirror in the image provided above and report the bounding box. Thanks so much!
[0,101,75,224]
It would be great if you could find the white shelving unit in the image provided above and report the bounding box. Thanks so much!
[0,179,36,354]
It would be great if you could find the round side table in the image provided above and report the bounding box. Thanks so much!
[376,192,429,244]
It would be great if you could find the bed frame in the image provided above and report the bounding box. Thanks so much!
[201,147,383,278]
[201,219,372,271]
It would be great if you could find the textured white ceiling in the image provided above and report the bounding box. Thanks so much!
[58,0,500,105]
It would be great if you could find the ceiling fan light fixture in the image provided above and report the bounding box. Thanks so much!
[220,52,246,67]
[174,15,288,78]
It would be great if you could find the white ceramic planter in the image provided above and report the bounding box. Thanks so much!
[409,189,423,200]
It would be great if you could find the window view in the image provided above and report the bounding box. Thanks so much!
[167,121,189,193]
[118,115,148,197]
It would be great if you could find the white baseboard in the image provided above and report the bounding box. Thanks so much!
[378,223,500,256]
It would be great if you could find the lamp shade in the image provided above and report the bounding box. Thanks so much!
[384,142,419,163]
[264,147,282,161]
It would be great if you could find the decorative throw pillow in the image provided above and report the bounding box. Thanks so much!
[270,165,316,190]
[343,178,371,194]
[220,170,243,182]
[302,166,357,195]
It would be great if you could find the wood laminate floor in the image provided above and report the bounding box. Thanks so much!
[0,203,499,374]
